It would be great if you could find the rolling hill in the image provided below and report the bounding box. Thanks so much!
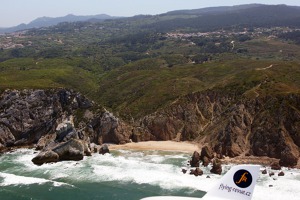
[144,4,300,31]
[0,4,300,166]
[0,14,119,33]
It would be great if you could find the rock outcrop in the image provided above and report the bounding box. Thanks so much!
[190,151,201,167]
[210,158,222,175]
[202,156,210,167]
[0,89,133,155]
[278,171,285,176]
[0,89,60,149]
[0,89,92,149]
[31,150,59,165]
[1,88,300,168]
[200,146,214,166]
[271,162,282,170]
[89,110,132,145]
[36,133,57,150]
[32,139,91,165]
[190,167,203,176]
[99,144,110,155]
[137,90,300,167]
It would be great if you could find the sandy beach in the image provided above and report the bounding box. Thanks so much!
[109,141,300,169]
[109,141,201,153]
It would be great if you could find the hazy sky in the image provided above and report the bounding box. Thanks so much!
[1,0,300,27]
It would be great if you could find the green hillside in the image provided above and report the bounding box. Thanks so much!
[97,59,300,119]
[0,58,98,99]
[1,4,300,120]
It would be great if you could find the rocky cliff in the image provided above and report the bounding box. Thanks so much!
[1,89,299,167]
[136,90,300,167]
[0,89,132,155]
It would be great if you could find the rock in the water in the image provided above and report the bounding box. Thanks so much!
[210,159,222,175]
[99,144,110,155]
[32,150,59,165]
[189,169,195,175]
[271,162,281,170]
[32,139,89,165]
[90,143,100,153]
[93,146,98,153]
[262,169,268,174]
[190,151,201,167]
[194,167,203,176]
[190,167,203,176]
[202,156,210,167]
[182,169,187,174]
[200,146,214,166]
[200,146,214,160]
[278,171,285,176]
[269,172,275,177]
[53,139,85,161]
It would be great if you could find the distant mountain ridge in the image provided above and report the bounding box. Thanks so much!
[2,4,300,34]
[0,14,119,33]
[164,4,300,16]
[144,4,300,32]
[164,3,264,15]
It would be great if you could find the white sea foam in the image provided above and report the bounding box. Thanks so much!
[252,168,300,200]
[91,152,217,191]
[91,152,300,200]
[2,149,300,200]
[50,172,69,180]
[0,172,73,187]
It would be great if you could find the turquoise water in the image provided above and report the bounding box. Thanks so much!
[0,149,299,200]
[0,149,205,200]
[0,181,200,200]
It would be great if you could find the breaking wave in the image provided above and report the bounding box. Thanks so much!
[0,149,299,200]
[0,172,73,187]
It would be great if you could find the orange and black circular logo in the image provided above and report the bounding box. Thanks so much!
[233,169,252,188]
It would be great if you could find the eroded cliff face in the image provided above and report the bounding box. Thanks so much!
[138,91,233,141]
[137,91,300,167]
[0,89,132,153]
[89,111,132,145]
[0,89,64,148]
[1,89,299,167]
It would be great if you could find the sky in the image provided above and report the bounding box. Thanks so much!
[1,0,300,27]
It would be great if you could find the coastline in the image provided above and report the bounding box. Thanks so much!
[109,141,300,169]
[109,141,201,153]
[1,146,299,200]
[2,141,299,169]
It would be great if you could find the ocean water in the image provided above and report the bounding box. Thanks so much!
[0,149,299,200]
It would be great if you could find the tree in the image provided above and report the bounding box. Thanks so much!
[10,49,22,58]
